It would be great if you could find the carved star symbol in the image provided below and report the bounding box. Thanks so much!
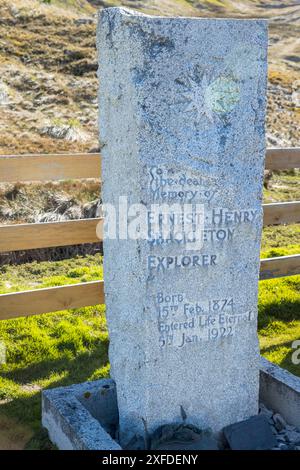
[181,74,214,123]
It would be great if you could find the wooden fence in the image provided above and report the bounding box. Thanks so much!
[0,147,299,320]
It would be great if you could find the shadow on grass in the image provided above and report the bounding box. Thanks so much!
[0,342,109,449]
[3,339,108,385]
[258,298,300,330]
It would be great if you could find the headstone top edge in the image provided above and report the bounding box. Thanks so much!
[98,7,268,26]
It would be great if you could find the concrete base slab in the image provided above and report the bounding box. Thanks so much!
[260,357,300,429]
[42,358,300,450]
[42,379,121,450]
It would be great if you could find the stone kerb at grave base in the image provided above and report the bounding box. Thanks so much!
[41,359,300,450]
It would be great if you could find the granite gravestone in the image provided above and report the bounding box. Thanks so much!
[98,7,267,447]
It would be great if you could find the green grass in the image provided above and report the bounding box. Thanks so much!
[259,275,300,377]
[0,306,109,436]
[0,255,103,293]
[0,255,109,449]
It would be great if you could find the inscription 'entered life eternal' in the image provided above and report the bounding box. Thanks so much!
[155,291,254,349]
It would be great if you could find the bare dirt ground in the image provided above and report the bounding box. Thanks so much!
[0,413,33,450]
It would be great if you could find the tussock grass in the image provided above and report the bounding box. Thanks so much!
[264,172,300,203]
[0,180,100,224]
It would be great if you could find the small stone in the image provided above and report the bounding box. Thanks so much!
[223,415,277,450]
[277,435,287,443]
[277,443,289,450]
[286,424,297,432]
[259,403,273,420]
[268,417,275,426]
[273,413,287,432]
[74,18,94,26]
[270,425,278,435]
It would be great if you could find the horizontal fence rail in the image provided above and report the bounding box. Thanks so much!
[263,201,300,226]
[0,218,103,252]
[0,153,101,183]
[260,255,300,280]
[265,148,300,170]
[0,201,299,254]
[0,281,104,320]
[0,253,299,319]
[0,148,299,183]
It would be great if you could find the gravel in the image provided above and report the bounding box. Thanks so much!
[259,403,300,450]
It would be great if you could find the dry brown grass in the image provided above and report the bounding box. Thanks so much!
[0,0,299,156]
[0,0,98,154]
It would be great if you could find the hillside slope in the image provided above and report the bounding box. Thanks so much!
[0,0,299,156]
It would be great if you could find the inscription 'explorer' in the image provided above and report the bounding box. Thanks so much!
[148,254,217,273]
